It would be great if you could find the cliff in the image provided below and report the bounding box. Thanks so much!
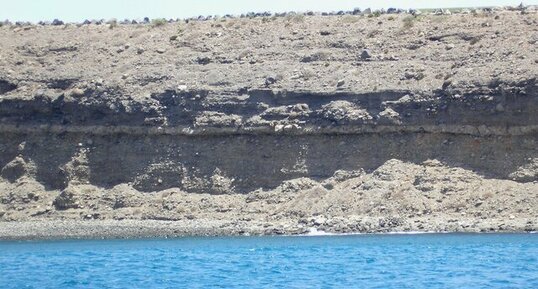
[0,9,537,237]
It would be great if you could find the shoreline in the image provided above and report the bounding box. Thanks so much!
[1,218,535,241]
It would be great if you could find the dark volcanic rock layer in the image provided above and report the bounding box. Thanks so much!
[1,80,537,193]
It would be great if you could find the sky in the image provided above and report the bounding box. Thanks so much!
[0,0,535,22]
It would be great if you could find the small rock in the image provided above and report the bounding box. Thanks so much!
[336,79,345,87]
[197,56,211,65]
[442,79,452,89]
[136,47,145,54]
[410,9,422,16]
[446,44,455,50]
[69,88,85,97]
[313,216,326,226]
[169,35,178,41]
[156,48,166,54]
[51,19,64,26]
[404,71,425,81]
[34,89,46,98]
[265,76,277,86]
[379,107,400,121]
[359,49,372,60]
[384,55,399,61]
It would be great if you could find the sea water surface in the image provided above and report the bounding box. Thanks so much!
[0,233,537,288]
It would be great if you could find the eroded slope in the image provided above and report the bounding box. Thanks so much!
[0,10,537,234]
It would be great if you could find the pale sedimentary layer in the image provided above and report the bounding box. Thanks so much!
[1,11,537,238]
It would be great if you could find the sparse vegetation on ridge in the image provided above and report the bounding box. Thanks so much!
[107,18,118,29]
[151,18,167,27]
[402,16,416,29]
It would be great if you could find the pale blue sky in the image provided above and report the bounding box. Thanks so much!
[0,0,534,22]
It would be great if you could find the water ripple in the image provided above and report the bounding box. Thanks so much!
[0,234,536,288]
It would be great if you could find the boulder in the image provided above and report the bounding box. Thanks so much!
[51,19,64,26]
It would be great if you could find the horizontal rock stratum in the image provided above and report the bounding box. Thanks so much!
[0,10,537,239]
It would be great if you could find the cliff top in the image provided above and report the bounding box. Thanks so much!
[0,9,536,101]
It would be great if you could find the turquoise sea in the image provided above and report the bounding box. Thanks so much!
[0,233,537,288]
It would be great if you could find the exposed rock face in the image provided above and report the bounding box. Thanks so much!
[0,10,537,235]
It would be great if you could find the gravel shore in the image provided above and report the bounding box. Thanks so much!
[1,216,536,240]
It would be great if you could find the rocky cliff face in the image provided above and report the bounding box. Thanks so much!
[0,10,537,234]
